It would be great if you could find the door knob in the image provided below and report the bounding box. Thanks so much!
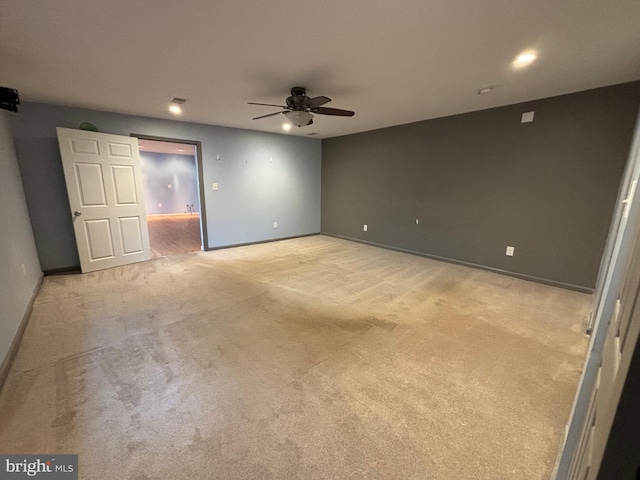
[74,211,82,217]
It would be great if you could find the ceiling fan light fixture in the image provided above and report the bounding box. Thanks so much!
[285,110,313,127]
[282,123,292,132]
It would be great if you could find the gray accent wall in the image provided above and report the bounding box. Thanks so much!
[9,102,321,271]
[140,152,199,215]
[322,82,640,290]
[0,111,42,367]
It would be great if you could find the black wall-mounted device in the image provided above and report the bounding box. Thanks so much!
[0,87,20,112]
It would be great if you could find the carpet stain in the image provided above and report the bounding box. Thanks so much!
[138,331,175,385]
[127,440,147,454]
[97,345,143,411]
[188,427,204,450]
[333,319,373,334]
[364,316,397,331]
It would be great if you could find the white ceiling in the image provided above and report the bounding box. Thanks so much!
[1,0,639,139]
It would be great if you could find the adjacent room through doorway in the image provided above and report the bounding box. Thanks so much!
[137,139,203,258]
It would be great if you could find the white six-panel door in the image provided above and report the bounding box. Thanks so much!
[57,127,151,273]
[556,114,640,480]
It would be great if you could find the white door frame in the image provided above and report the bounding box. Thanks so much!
[132,134,209,251]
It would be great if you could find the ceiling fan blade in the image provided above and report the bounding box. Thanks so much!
[248,102,288,108]
[312,107,355,117]
[252,111,286,120]
[306,96,331,108]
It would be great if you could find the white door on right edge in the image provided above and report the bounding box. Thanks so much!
[568,214,640,480]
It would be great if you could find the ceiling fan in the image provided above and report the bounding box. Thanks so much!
[249,87,355,127]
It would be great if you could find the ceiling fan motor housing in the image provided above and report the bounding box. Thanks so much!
[287,87,310,110]
[290,87,306,97]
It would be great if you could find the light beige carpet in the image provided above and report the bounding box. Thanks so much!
[0,235,590,479]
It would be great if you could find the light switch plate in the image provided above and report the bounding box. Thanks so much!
[363,224,368,232]
[506,246,515,256]
[521,111,535,123]
[212,183,219,191]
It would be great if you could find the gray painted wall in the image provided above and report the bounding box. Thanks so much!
[9,102,321,271]
[140,152,199,215]
[322,82,640,289]
[0,111,42,367]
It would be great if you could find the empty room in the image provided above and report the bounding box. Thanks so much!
[1,2,640,480]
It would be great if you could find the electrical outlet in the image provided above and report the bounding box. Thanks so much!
[363,224,368,232]
[273,222,278,229]
[212,183,219,191]
[21,263,27,276]
[506,246,515,256]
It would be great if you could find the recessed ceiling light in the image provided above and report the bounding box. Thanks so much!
[477,86,495,95]
[169,104,182,115]
[512,51,538,68]
[282,123,291,132]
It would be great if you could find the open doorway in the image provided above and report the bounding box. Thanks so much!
[135,137,207,258]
